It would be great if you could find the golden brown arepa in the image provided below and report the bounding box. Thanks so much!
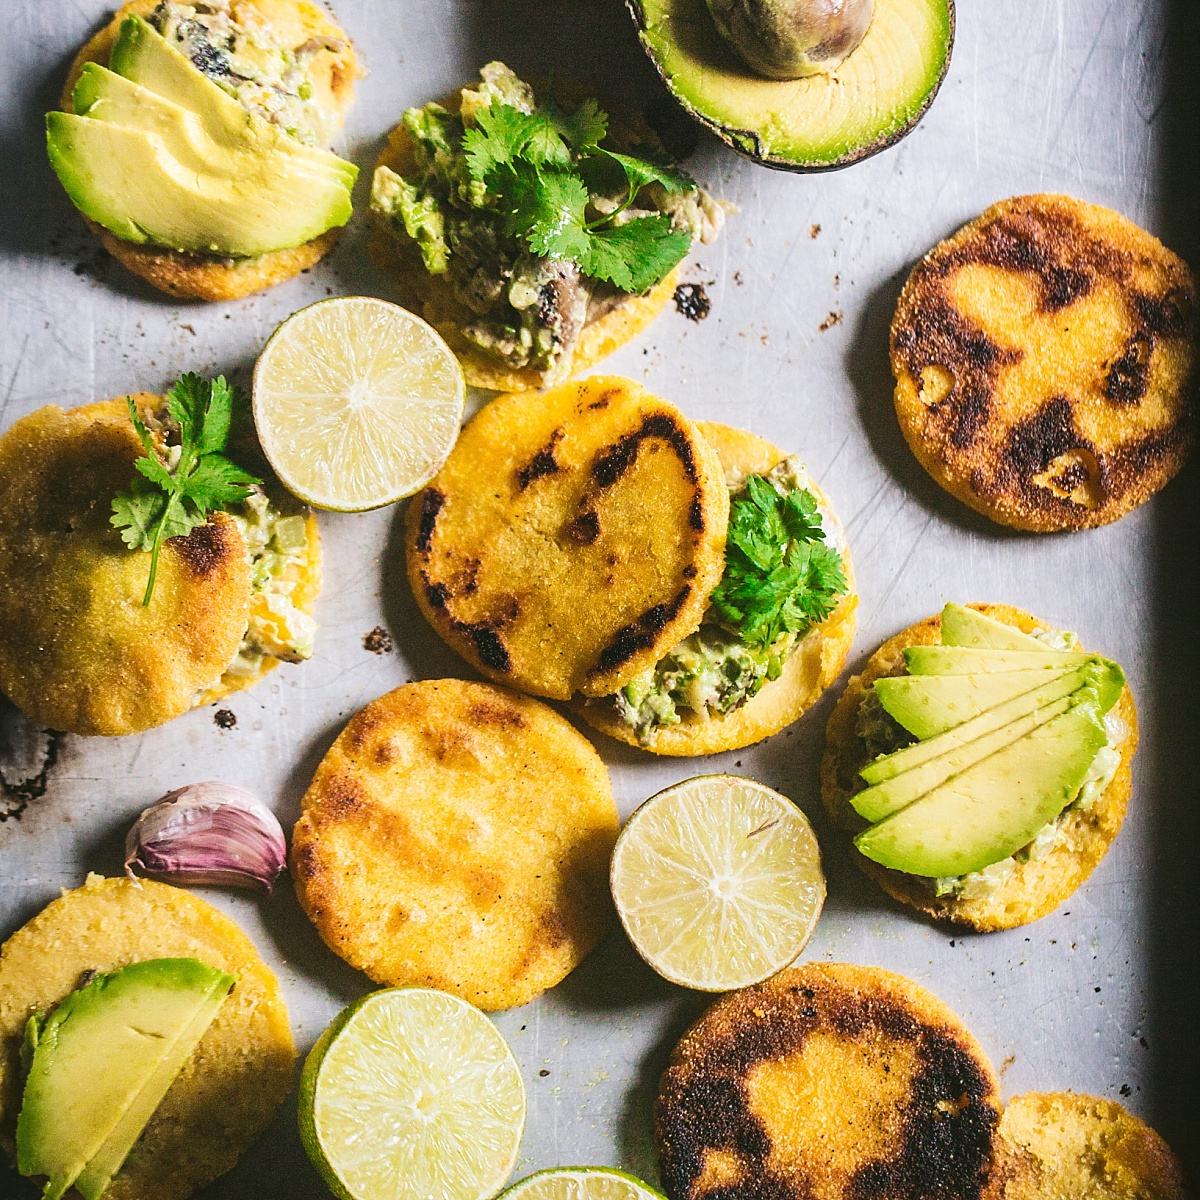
[578,422,857,755]
[892,194,1196,530]
[291,679,619,1011]
[821,604,1137,932]
[372,84,680,392]
[655,962,1001,1200]
[0,398,251,736]
[63,0,361,302]
[0,874,295,1200]
[985,1091,1187,1200]
[406,377,729,701]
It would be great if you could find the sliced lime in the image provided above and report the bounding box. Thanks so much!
[499,1167,665,1200]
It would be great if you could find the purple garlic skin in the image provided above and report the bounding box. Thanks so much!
[125,782,287,892]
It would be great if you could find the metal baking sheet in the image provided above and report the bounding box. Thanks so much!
[2,0,1197,1193]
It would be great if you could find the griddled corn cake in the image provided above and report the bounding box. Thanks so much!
[578,422,858,755]
[0,874,294,1200]
[892,194,1196,530]
[291,679,619,1011]
[63,0,360,301]
[821,605,1137,932]
[655,963,1001,1200]
[0,397,321,736]
[406,377,729,700]
[985,1092,1186,1200]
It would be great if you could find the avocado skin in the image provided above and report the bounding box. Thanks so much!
[627,0,955,172]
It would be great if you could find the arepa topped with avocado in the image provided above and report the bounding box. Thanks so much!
[822,603,1137,931]
[48,1,360,300]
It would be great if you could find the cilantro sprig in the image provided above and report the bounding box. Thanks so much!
[459,97,695,293]
[709,475,848,649]
[111,374,260,606]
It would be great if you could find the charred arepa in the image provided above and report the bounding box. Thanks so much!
[0,874,295,1200]
[655,963,1001,1200]
[406,377,729,701]
[985,1091,1187,1200]
[371,63,727,390]
[578,422,857,755]
[822,604,1137,932]
[56,0,361,301]
[0,396,320,736]
[291,680,619,1010]
[892,194,1195,530]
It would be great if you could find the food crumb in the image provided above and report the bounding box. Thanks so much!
[818,310,843,333]
[1119,1083,1132,1096]
[809,223,821,238]
[673,282,711,322]
[733,270,744,285]
[363,626,394,655]
[539,1069,550,1077]
[213,709,237,730]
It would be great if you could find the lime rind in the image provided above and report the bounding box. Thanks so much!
[610,774,825,992]
[299,988,526,1200]
[498,1166,666,1200]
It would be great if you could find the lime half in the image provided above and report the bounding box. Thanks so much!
[610,774,825,992]
[299,988,525,1200]
[499,1168,665,1200]
[253,296,464,511]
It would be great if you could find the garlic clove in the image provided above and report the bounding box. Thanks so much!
[125,782,287,892]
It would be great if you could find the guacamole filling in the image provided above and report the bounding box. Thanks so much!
[370,62,728,385]
[612,458,849,743]
[854,626,1128,901]
[148,0,346,145]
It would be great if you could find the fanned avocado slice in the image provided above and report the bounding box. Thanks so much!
[628,0,955,171]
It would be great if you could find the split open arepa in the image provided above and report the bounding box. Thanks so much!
[578,422,857,755]
[655,962,1001,1200]
[0,874,295,1200]
[821,604,1138,932]
[406,376,729,701]
[290,679,619,1010]
[892,194,1196,530]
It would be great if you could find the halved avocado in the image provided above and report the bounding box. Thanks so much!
[628,0,955,171]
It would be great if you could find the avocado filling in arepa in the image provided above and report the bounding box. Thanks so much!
[370,63,727,385]
[854,620,1130,901]
[613,458,849,742]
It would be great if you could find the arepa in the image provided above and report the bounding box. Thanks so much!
[892,194,1195,530]
[291,679,619,1011]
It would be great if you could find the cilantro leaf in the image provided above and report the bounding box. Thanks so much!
[581,215,692,293]
[592,147,694,199]
[555,97,607,153]
[464,103,570,179]
[110,377,261,606]
[709,477,848,650]
[506,165,591,260]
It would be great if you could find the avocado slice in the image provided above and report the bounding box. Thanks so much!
[860,660,1122,785]
[903,645,1090,676]
[875,666,1077,739]
[628,0,954,171]
[938,603,1052,651]
[17,958,234,1200]
[853,699,1108,877]
[852,690,1082,824]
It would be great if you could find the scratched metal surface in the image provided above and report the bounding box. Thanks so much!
[1,0,1197,1194]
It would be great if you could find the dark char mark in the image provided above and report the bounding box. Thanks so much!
[592,413,698,489]
[566,511,600,544]
[1104,334,1152,405]
[415,489,444,555]
[592,586,690,675]
[1005,396,1092,482]
[423,580,512,673]
[171,520,234,577]
[517,429,564,490]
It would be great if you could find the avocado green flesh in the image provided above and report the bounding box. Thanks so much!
[875,666,1077,739]
[16,958,234,1200]
[46,14,355,256]
[939,603,1051,651]
[903,645,1091,676]
[854,702,1108,877]
[632,0,954,168]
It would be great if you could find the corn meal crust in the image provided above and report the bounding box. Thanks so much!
[62,0,360,302]
[370,85,680,392]
[405,377,729,700]
[655,963,1001,1200]
[0,397,252,736]
[892,194,1196,531]
[290,679,619,1011]
[820,604,1138,932]
[577,422,857,755]
[985,1091,1186,1200]
[0,874,294,1200]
